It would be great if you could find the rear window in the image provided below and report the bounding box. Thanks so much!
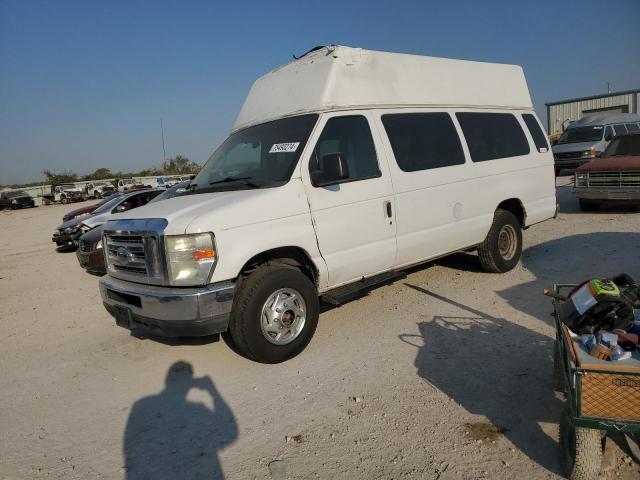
[381,113,465,172]
[456,112,530,162]
[521,113,549,152]
[613,124,628,135]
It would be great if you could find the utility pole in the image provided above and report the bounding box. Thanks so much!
[160,118,167,164]
[607,81,611,94]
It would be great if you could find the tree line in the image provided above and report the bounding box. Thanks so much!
[3,155,201,189]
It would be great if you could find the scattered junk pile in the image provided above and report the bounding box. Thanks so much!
[545,275,640,480]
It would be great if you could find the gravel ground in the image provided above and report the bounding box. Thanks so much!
[1,179,639,480]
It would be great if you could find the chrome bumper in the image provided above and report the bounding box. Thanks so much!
[99,276,235,337]
[573,189,640,201]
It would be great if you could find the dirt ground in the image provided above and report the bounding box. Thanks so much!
[1,179,639,480]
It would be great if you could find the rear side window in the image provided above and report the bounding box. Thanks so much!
[521,113,549,152]
[456,112,530,162]
[625,123,640,133]
[310,115,380,184]
[613,124,627,135]
[381,113,465,172]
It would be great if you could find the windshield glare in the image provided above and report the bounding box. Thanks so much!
[191,114,319,192]
[556,126,603,145]
[603,135,640,157]
[94,195,124,214]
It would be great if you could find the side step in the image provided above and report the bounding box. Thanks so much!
[320,271,406,306]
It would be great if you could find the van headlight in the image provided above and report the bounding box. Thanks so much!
[165,233,217,286]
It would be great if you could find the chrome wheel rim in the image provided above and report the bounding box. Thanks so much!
[260,288,306,345]
[497,224,517,261]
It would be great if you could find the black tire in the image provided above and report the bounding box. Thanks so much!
[61,196,68,204]
[553,340,565,393]
[228,265,319,363]
[477,209,522,273]
[579,199,599,212]
[559,407,602,480]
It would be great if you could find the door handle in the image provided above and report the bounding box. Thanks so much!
[384,200,392,218]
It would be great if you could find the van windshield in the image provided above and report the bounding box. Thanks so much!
[556,126,603,145]
[190,114,318,193]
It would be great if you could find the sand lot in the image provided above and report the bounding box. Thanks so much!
[1,180,639,480]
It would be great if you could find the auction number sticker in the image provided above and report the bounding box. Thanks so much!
[269,142,300,154]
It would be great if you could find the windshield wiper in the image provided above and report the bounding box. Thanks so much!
[208,176,260,188]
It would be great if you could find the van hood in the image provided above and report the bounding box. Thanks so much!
[552,141,598,154]
[576,155,640,172]
[107,181,310,235]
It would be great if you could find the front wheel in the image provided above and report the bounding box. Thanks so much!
[559,408,602,480]
[61,196,69,204]
[477,209,522,273]
[228,265,319,363]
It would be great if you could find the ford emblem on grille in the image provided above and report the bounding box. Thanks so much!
[116,246,135,263]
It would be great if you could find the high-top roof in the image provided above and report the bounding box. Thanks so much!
[233,45,533,132]
[567,113,640,128]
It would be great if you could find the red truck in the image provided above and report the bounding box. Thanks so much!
[573,132,640,211]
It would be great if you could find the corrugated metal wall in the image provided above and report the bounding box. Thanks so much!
[547,91,638,134]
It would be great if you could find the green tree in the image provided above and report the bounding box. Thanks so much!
[161,155,201,175]
[43,169,78,185]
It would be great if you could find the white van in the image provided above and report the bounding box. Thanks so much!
[99,46,556,363]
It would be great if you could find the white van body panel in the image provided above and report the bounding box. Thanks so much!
[112,180,329,287]
[235,46,533,132]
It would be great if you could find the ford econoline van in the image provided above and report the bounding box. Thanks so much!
[552,113,640,175]
[99,46,557,363]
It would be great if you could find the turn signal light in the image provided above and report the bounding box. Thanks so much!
[193,248,216,262]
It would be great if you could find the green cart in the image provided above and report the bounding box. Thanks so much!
[552,284,640,480]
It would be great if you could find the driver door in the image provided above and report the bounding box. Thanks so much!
[301,112,397,288]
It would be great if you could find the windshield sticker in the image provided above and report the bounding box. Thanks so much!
[269,142,300,154]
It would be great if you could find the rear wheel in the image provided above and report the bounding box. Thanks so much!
[553,340,565,392]
[559,408,602,480]
[579,199,599,212]
[478,209,522,273]
[61,196,69,204]
[228,265,319,363]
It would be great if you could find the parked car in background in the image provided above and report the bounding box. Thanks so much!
[62,192,123,222]
[0,190,35,209]
[42,183,84,204]
[573,131,640,211]
[53,189,160,250]
[552,113,640,175]
[116,178,148,192]
[76,183,189,274]
[99,45,556,363]
[85,181,115,199]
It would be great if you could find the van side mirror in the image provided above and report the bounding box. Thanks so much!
[605,133,613,141]
[313,153,349,186]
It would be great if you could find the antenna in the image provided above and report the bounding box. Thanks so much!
[160,118,167,164]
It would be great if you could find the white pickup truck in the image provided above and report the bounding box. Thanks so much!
[99,46,556,363]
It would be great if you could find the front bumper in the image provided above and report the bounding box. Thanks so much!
[99,275,235,337]
[52,230,82,246]
[573,188,640,201]
[76,248,106,275]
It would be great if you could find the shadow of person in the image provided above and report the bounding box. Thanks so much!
[401,285,563,475]
[123,361,238,480]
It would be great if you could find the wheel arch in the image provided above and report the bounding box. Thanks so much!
[236,246,320,290]
[496,198,526,228]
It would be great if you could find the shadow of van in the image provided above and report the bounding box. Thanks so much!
[401,285,563,474]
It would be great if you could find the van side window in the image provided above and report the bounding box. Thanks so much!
[381,113,465,172]
[625,123,639,133]
[456,112,530,162]
[521,113,549,152]
[613,124,627,136]
[310,116,380,185]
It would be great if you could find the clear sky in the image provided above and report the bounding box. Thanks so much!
[1,0,639,184]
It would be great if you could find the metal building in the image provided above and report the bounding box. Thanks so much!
[545,88,640,134]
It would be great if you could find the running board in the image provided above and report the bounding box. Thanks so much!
[321,271,406,306]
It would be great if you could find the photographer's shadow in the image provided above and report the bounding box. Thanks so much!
[401,285,563,474]
[123,361,238,480]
